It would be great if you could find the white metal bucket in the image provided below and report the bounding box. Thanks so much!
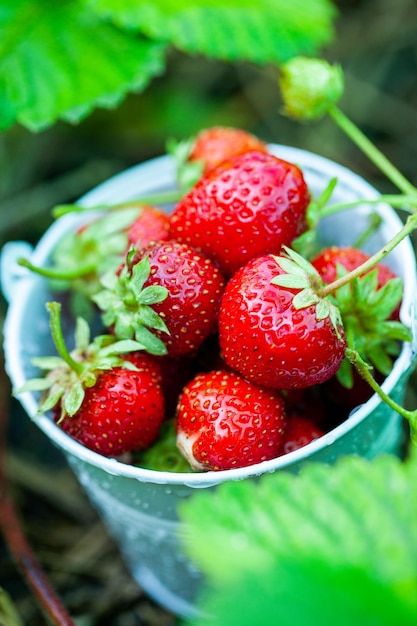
[2,145,416,617]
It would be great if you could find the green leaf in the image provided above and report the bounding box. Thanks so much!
[137,285,169,306]
[0,0,166,131]
[270,274,310,290]
[133,324,168,355]
[0,588,25,626]
[192,556,417,626]
[74,316,91,351]
[138,305,170,334]
[99,339,146,356]
[179,453,417,592]
[15,377,54,394]
[88,0,337,64]
[63,380,85,416]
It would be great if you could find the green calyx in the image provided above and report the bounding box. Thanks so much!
[279,56,344,121]
[18,206,144,319]
[15,301,147,421]
[271,246,344,339]
[92,247,169,356]
[166,136,204,192]
[327,266,411,387]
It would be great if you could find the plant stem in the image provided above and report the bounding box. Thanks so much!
[18,257,96,281]
[46,302,84,376]
[320,193,417,218]
[53,188,183,218]
[346,348,417,433]
[328,106,417,196]
[318,212,417,298]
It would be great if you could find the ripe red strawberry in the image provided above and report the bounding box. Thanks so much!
[57,351,165,457]
[176,370,287,471]
[218,250,347,389]
[279,415,324,455]
[17,302,165,457]
[124,203,170,251]
[93,241,226,357]
[169,126,268,191]
[169,150,310,277]
[188,126,268,175]
[310,245,410,385]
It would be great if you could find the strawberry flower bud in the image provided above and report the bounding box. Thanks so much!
[279,56,344,121]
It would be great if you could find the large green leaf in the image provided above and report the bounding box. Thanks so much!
[87,0,337,64]
[0,0,166,131]
[191,556,417,626]
[179,451,417,624]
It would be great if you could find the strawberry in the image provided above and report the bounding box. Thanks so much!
[169,150,310,277]
[310,245,411,386]
[279,415,324,455]
[16,302,165,457]
[18,204,170,319]
[93,241,226,357]
[310,246,399,303]
[218,249,347,389]
[124,203,170,251]
[175,370,286,471]
[169,126,268,191]
[189,126,268,174]
[57,350,164,457]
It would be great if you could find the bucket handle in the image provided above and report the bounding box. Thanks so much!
[0,241,34,304]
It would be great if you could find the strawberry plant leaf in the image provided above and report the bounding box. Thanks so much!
[88,0,337,64]
[179,452,417,624]
[38,386,65,414]
[131,256,152,295]
[63,380,85,417]
[271,274,310,290]
[132,325,168,356]
[136,285,169,306]
[15,377,54,394]
[292,288,320,309]
[0,0,166,131]
[75,317,91,351]
[31,356,65,370]
[99,339,146,357]
[191,554,417,626]
[138,305,170,334]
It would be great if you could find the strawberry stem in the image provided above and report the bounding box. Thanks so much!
[46,302,85,376]
[52,188,183,218]
[346,347,417,435]
[328,106,417,197]
[18,257,96,281]
[318,212,417,298]
[320,193,417,218]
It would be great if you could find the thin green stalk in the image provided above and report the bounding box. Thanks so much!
[320,193,417,219]
[18,257,96,281]
[346,348,417,432]
[328,106,417,196]
[46,302,84,376]
[318,212,417,298]
[53,188,183,218]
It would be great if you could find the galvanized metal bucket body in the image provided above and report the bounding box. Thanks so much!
[2,146,417,617]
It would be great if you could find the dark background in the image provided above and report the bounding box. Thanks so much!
[1,0,417,624]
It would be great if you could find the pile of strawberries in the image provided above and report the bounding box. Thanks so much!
[21,126,408,472]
